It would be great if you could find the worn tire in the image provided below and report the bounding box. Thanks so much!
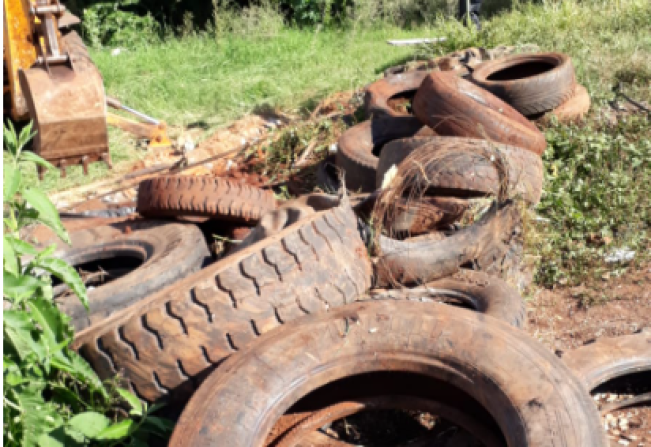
[73,201,372,404]
[367,270,526,328]
[413,71,547,155]
[48,220,210,332]
[315,155,341,192]
[374,200,521,286]
[375,136,432,188]
[377,137,544,204]
[137,175,277,223]
[470,52,576,116]
[336,117,435,192]
[364,71,429,118]
[170,301,607,447]
[562,331,651,391]
[537,84,591,125]
[381,196,468,236]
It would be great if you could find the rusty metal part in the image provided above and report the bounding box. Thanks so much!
[19,30,110,176]
[3,0,38,119]
[272,396,502,447]
[364,71,428,118]
[413,71,547,156]
[562,330,651,392]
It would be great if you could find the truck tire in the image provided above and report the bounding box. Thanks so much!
[137,175,277,223]
[562,331,651,391]
[336,117,434,192]
[50,220,210,332]
[377,137,544,204]
[470,53,575,116]
[374,200,521,286]
[366,270,526,328]
[413,71,547,155]
[364,71,429,118]
[73,200,372,404]
[169,301,606,447]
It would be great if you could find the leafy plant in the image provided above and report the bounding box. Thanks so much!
[3,122,173,446]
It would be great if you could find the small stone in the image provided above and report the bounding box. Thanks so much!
[618,441,629,446]
[612,429,621,436]
[606,413,614,420]
[620,418,628,426]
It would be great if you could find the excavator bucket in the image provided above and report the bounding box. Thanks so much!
[18,33,110,176]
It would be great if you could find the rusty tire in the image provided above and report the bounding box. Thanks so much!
[537,84,591,125]
[364,71,429,118]
[470,52,576,116]
[169,301,607,447]
[48,220,210,332]
[374,200,521,286]
[413,71,547,155]
[367,270,526,328]
[335,117,434,192]
[137,175,277,223]
[73,201,372,404]
[378,137,544,204]
[562,331,651,392]
[375,136,432,188]
[382,196,469,236]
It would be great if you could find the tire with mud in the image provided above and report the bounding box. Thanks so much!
[367,269,526,328]
[50,220,210,332]
[470,52,575,116]
[374,200,521,286]
[364,71,429,118]
[413,71,547,155]
[169,301,607,447]
[562,331,651,391]
[377,137,544,204]
[73,200,372,404]
[137,175,277,223]
[335,117,434,192]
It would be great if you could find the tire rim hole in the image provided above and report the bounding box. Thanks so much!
[53,248,146,297]
[387,91,416,116]
[486,61,556,81]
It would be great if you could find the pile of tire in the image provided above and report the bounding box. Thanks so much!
[46,50,639,447]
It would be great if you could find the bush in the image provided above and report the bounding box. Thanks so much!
[3,122,174,446]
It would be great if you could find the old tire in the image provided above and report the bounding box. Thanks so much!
[377,137,544,204]
[374,200,521,286]
[170,301,606,447]
[413,71,547,155]
[335,117,434,192]
[315,155,341,192]
[537,84,591,125]
[470,52,575,116]
[367,270,526,328]
[381,196,469,236]
[50,220,210,332]
[137,175,277,223]
[562,331,651,391]
[73,200,372,404]
[364,71,428,118]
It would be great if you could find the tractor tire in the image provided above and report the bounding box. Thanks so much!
[336,117,434,192]
[50,220,210,332]
[470,52,576,117]
[364,71,429,118]
[169,301,607,447]
[413,71,547,155]
[73,200,372,404]
[137,175,277,223]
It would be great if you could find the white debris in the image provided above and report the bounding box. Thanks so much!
[605,247,636,264]
[381,165,398,190]
[111,48,124,56]
[329,143,338,154]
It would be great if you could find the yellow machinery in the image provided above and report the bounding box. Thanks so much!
[3,0,170,177]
